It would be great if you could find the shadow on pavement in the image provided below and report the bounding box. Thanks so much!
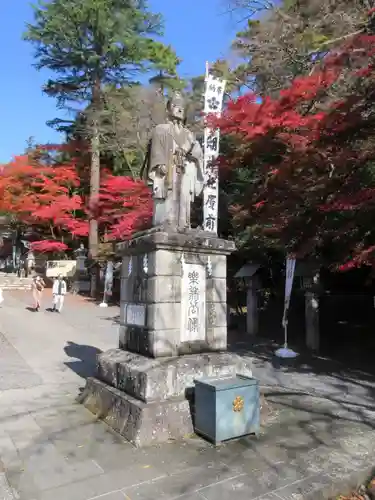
[101,314,120,325]
[63,341,102,379]
[229,333,375,418]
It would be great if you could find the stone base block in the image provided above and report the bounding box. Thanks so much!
[79,377,193,447]
[80,350,253,446]
[97,349,253,403]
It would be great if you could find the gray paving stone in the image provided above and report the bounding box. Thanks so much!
[32,458,102,491]
[248,496,280,500]
[338,431,375,455]
[0,436,21,470]
[0,383,80,420]
[32,404,97,433]
[297,439,372,478]
[0,472,16,500]
[210,427,322,475]
[40,416,124,460]
[2,418,46,458]
[272,473,333,499]
[196,468,289,500]
[123,463,248,500]
[0,333,42,390]
[6,467,41,500]
[1,292,375,500]
[37,464,166,500]
[87,492,127,500]
[170,494,205,500]
[1,414,41,438]
[63,438,134,470]
[51,427,133,468]
[105,441,222,476]
[8,437,102,491]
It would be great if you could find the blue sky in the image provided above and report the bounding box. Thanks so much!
[0,0,239,163]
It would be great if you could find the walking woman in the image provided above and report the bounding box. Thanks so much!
[31,275,45,311]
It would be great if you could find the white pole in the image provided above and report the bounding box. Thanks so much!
[283,323,288,348]
[275,257,298,359]
[99,289,108,308]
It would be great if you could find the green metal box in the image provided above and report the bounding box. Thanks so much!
[194,374,260,445]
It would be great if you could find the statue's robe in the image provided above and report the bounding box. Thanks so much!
[144,122,204,228]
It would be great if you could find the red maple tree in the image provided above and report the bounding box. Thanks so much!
[214,27,375,270]
[62,172,153,241]
[0,148,152,253]
[30,241,69,253]
[0,153,81,251]
[98,174,152,241]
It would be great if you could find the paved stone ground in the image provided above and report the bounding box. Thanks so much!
[0,290,374,500]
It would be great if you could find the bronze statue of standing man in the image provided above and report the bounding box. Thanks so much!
[142,92,204,229]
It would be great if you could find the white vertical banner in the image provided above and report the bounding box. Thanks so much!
[282,257,296,329]
[202,66,226,233]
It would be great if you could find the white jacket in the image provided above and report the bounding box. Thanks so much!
[52,279,67,295]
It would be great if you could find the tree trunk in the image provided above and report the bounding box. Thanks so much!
[89,79,101,297]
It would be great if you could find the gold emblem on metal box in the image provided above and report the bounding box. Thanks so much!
[232,396,244,412]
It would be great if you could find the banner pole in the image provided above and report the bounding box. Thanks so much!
[275,256,298,360]
[284,323,288,349]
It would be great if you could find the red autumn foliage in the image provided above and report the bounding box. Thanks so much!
[0,150,152,251]
[62,173,153,240]
[30,241,69,253]
[98,174,152,240]
[214,31,375,270]
[0,154,81,225]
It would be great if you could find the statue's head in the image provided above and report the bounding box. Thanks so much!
[166,92,185,121]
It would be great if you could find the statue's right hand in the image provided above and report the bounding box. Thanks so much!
[158,165,167,176]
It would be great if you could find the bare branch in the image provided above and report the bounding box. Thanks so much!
[230,0,372,95]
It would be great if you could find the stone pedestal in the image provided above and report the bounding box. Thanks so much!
[79,349,252,446]
[118,228,234,357]
[80,227,253,446]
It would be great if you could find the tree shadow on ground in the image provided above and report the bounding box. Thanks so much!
[228,331,375,418]
[4,375,375,500]
[4,329,375,499]
[53,305,375,499]
[63,341,102,379]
